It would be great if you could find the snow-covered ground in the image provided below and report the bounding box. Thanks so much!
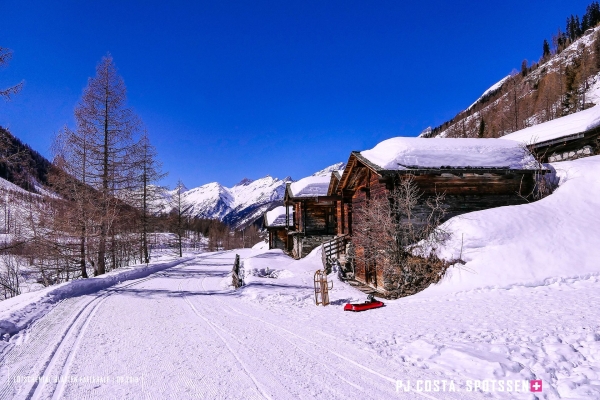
[0,156,599,399]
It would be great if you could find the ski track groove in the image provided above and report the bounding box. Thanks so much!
[193,254,442,400]
[179,277,271,400]
[2,251,477,399]
[0,299,82,400]
[1,257,196,400]
[30,274,170,400]
[192,270,371,396]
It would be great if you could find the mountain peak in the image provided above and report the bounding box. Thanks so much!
[235,178,254,186]
[312,162,345,177]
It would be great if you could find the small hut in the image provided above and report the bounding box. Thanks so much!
[503,105,600,162]
[284,175,340,258]
[263,206,292,251]
[334,137,540,290]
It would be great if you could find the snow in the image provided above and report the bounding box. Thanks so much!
[264,205,290,227]
[251,240,268,250]
[417,126,432,138]
[423,155,600,295]
[360,137,537,170]
[311,162,345,177]
[158,163,343,227]
[502,105,600,145]
[289,175,331,197]
[0,254,192,338]
[467,75,511,110]
[1,158,600,398]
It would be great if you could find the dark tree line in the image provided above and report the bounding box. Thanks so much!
[0,127,52,192]
[548,2,600,56]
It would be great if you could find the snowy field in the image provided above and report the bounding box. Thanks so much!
[0,156,599,399]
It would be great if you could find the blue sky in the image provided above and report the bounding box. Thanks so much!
[0,0,592,188]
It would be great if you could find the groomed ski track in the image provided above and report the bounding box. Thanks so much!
[0,252,475,399]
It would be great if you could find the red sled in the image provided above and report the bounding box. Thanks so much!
[344,300,385,312]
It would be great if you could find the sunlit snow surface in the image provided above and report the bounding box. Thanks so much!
[289,175,331,197]
[264,205,291,227]
[1,157,600,399]
[360,137,537,170]
[502,105,600,144]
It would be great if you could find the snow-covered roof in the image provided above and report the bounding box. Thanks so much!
[289,176,331,198]
[359,137,537,170]
[264,206,290,227]
[502,106,600,145]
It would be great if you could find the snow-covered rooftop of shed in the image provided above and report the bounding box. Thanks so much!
[289,176,331,197]
[265,206,290,227]
[502,105,600,145]
[360,137,537,170]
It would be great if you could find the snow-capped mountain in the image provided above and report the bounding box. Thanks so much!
[182,182,235,221]
[163,163,344,228]
[311,162,345,177]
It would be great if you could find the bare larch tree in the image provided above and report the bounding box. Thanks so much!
[72,54,141,275]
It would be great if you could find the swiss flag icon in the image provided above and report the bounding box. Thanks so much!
[530,380,543,392]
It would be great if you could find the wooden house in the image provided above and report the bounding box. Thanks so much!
[284,175,340,258]
[503,106,600,162]
[263,206,292,251]
[334,137,540,291]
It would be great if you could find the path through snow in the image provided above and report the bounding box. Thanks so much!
[1,247,599,398]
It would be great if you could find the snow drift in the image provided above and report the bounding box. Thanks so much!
[423,155,600,295]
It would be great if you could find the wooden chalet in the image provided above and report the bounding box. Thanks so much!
[503,106,600,162]
[333,137,540,291]
[284,175,340,258]
[263,206,292,251]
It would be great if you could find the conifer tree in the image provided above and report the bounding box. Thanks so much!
[521,60,528,77]
[543,39,551,58]
[478,118,485,138]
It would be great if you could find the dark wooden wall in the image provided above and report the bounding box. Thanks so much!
[268,228,289,251]
[342,164,537,288]
[291,200,337,235]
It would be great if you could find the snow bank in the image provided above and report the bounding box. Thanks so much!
[239,246,366,308]
[503,105,600,144]
[264,206,290,227]
[423,155,600,295]
[360,137,537,170]
[251,240,268,250]
[289,175,331,197]
[0,255,192,336]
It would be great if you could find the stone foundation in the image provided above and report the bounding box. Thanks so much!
[548,145,594,162]
[292,235,336,259]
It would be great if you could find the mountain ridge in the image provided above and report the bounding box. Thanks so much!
[165,164,345,229]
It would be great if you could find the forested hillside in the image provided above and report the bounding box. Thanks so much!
[423,2,600,139]
[0,127,52,193]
